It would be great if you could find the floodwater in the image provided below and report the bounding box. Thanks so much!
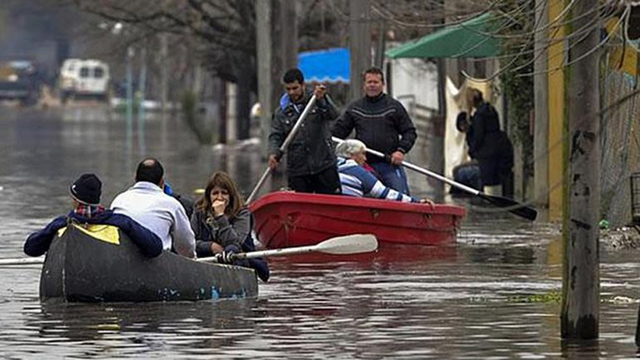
[0,106,639,359]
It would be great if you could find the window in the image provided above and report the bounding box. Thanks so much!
[94,67,104,79]
[80,67,90,78]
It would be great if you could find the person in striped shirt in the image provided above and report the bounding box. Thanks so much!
[336,139,430,203]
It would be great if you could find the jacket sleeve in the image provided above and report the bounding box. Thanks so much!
[395,101,417,154]
[212,209,251,248]
[268,110,286,157]
[331,106,355,140]
[190,210,203,240]
[191,211,216,258]
[172,205,196,258]
[24,216,67,256]
[316,95,339,122]
[469,111,487,156]
[114,214,164,258]
[355,166,415,202]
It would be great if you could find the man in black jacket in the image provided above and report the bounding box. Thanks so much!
[332,67,417,195]
[268,68,341,194]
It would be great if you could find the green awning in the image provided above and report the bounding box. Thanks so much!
[386,13,500,59]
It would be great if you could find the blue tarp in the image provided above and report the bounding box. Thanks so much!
[298,48,350,83]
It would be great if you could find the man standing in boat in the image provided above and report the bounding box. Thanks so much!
[24,173,163,258]
[267,68,342,195]
[332,67,417,195]
[111,158,196,258]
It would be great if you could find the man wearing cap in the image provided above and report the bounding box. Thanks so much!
[24,173,163,258]
[110,158,196,258]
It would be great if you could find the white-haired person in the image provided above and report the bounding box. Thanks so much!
[336,139,431,203]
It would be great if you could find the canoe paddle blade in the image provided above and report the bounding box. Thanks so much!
[313,234,378,255]
[198,233,380,262]
[479,193,538,221]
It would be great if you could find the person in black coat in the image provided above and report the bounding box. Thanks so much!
[24,173,163,258]
[268,68,341,195]
[332,67,417,195]
[460,89,514,192]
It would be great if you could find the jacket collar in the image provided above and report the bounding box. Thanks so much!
[337,157,358,167]
[131,181,163,192]
[280,92,312,112]
[364,92,385,103]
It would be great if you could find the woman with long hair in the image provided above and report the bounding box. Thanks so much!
[191,171,269,281]
[191,171,248,257]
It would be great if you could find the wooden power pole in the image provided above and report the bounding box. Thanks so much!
[348,0,371,101]
[255,0,297,196]
[256,0,273,157]
[560,0,601,340]
[533,0,549,216]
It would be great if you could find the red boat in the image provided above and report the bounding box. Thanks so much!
[249,191,466,249]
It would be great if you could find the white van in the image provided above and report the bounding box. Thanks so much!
[59,59,110,101]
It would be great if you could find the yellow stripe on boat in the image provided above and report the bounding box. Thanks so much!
[56,224,120,244]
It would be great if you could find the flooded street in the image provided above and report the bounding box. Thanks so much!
[1,107,639,358]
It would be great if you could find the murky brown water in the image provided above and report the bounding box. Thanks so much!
[0,107,639,359]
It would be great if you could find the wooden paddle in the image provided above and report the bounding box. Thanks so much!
[246,94,318,203]
[0,257,44,266]
[332,137,537,221]
[0,234,378,266]
[198,233,378,263]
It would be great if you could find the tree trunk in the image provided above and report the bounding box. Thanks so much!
[560,0,600,340]
[256,0,274,155]
[236,64,252,140]
[348,0,371,101]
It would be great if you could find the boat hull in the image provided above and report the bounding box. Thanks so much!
[249,192,466,249]
[40,225,258,303]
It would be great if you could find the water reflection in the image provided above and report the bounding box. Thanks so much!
[1,107,640,358]
[561,339,601,360]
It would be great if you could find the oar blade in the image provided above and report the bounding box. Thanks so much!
[479,193,538,221]
[314,234,378,255]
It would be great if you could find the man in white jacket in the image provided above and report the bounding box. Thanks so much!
[111,158,196,258]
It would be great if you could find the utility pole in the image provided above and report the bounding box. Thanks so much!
[138,47,147,154]
[374,19,386,68]
[159,33,168,113]
[431,0,447,202]
[255,0,297,197]
[533,0,549,218]
[278,0,298,71]
[256,0,273,157]
[349,0,371,101]
[561,0,600,340]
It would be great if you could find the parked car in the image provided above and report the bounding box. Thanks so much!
[0,60,41,105]
[59,59,110,102]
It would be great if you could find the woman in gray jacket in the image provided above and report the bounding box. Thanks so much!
[190,171,269,281]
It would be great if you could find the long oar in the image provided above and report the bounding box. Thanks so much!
[0,257,44,266]
[0,234,378,266]
[246,94,318,203]
[332,137,537,221]
[198,233,378,263]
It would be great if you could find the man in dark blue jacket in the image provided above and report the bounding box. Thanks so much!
[332,67,417,195]
[24,173,163,258]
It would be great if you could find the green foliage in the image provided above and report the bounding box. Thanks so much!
[508,291,561,303]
